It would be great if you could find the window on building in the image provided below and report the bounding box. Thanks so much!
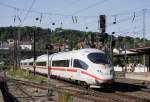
[52,60,69,67]
[73,59,88,70]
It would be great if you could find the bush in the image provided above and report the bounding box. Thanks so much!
[0,65,10,71]
[7,68,47,82]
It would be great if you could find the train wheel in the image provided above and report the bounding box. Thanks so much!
[75,80,79,85]
[80,81,89,90]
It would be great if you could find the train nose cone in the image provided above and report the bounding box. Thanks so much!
[95,79,102,85]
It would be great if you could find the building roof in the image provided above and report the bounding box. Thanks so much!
[128,46,150,55]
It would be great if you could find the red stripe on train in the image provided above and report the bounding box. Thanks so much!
[48,68,77,72]
[48,67,105,81]
[66,69,77,72]
[48,68,65,71]
[81,71,103,81]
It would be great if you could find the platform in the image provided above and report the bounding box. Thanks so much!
[125,72,150,81]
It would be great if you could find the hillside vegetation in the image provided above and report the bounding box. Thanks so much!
[0,26,150,50]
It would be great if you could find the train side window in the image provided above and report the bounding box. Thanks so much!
[73,59,88,70]
[52,60,69,67]
[36,62,46,66]
[24,63,27,66]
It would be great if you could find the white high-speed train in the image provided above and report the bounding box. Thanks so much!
[20,48,115,88]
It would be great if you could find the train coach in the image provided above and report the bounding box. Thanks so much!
[20,48,115,88]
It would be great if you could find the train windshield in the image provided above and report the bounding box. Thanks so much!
[88,53,112,65]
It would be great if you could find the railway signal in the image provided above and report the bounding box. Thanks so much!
[99,33,108,44]
[99,15,107,44]
[91,34,95,48]
[46,43,54,96]
[100,15,106,33]
[46,44,53,50]
[45,43,53,78]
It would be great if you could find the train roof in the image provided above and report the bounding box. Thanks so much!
[20,58,33,63]
[20,48,105,62]
[75,48,104,53]
[55,48,104,54]
[36,54,48,62]
[53,48,104,56]
[48,48,105,60]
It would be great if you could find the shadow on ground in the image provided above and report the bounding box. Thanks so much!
[97,82,148,93]
[0,80,19,102]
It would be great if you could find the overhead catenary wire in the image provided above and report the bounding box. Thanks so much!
[0,1,149,18]
[1,1,150,39]
[0,2,96,18]
[107,12,142,28]
[58,0,82,11]
[39,11,147,36]
[71,0,110,15]
[107,17,143,37]
[22,0,36,24]
[0,2,69,16]
[0,1,143,18]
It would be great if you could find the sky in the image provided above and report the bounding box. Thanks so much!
[0,0,150,39]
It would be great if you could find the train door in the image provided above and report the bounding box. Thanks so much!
[66,58,74,79]
[63,59,70,78]
[73,59,89,81]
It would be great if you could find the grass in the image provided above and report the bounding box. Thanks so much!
[64,92,73,102]
[7,68,47,83]
[58,91,73,102]
[0,65,10,71]
[7,67,74,102]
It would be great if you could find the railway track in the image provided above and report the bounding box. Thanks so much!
[14,83,37,101]
[6,76,150,102]
[7,78,54,102]
[114,78,150,94]
[51,77,150,102]
[0,71,19,102]
[9,78,106,102]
